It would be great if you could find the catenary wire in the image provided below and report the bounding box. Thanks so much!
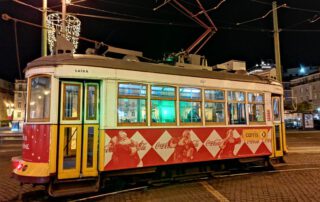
[236,4,287,26]
[193,0,226,17]
[69,3,159,20]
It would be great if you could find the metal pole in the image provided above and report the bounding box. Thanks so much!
[62,0,66,35]
[41,0,47,56]
[272,1,282,82]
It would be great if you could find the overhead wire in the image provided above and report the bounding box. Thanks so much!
[12,0,198,27]
[236,3,287,26]
[13,20,22,79]
[68,12,196,27]
[70,3,165,21]
[96,0,151,11]
[193,0,226,17]
[11,0,320,36]
[250,0,270,6]
[13,0,43,12]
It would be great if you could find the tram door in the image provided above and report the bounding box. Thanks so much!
[271,95,283,157]
[58,81,99,179]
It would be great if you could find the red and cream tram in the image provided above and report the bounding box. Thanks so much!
[12,49,287,196]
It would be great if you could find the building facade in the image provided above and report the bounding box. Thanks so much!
[12,80,27,130]
[0,79,14,126]
[284,66,320,79]
[291,72,320,111]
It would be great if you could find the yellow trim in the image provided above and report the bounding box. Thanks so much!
[99,129,105,171]
[82,125,99,177]
[272,124,283,157]
[58,125,82,179]
[282,122,288,153]
[13,160,50,177]
[49,125,58,174]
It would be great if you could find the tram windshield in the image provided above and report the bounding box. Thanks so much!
[28,76,51,121]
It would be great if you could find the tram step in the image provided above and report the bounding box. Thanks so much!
[48,177,99,197]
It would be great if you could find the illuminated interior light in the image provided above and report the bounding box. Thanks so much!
[44,90,50,95]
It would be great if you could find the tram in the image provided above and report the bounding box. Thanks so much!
[12,45,287,196]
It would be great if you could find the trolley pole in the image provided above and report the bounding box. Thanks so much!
[272,1,282,82]
[41,0,47,56]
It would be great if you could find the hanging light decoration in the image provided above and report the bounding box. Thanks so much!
[47,13,81,54]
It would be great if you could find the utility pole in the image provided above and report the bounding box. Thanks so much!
[272,1,282,82]
[41,0,47,56]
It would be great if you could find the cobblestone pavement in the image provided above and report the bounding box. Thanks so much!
[1,132,320,202]
[0,144,44,202]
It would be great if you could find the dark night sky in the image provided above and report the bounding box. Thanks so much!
[1,0,320,82]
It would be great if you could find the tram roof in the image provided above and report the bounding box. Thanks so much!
[26,54,278,85]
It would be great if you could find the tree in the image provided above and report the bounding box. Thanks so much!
[296,101,313,113]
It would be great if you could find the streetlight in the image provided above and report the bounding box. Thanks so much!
[6,103,14,126]
[6,103,14,120]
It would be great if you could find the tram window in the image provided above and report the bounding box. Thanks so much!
[273,97,281,121]
[63,84,81,120]
[118,83,147,125]
[119,83,146,97]
[180,88,202,123]
[228,91,246,124]
[87,85,98,120]
[28,76,51,121]
[204,90,225,124]
[248,93,265,123]
[151,86,176,124]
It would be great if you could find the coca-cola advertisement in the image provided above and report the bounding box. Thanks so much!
[216,129,241,159]
[104,127,272,171]
[105,131,142,170]
[169,130,196,162]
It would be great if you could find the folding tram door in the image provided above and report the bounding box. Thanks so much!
[271,95,284,157]
[57,80,99,179]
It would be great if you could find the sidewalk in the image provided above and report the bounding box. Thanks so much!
[0,127,22,135]
[286,129,320,134]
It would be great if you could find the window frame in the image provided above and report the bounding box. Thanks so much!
[27,75,51,122]
[85,83,99,121]
[62,83,82,121]
[117,82,148,126]
[179,87,202,126]
[227,90,247,125]
[204,89,226,125]
[150,85,177,126]
[247,91,266,125]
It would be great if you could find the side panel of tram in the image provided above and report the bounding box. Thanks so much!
[13,66,286,183]
[103,127,272,171]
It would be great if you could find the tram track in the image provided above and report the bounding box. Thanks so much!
[20,162,320,202]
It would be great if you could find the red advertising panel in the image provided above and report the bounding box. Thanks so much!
[104,127,272,171]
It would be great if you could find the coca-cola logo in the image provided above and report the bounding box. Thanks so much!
[205,139,223,147]
[137,141,147,150]
[155,141,172,150]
